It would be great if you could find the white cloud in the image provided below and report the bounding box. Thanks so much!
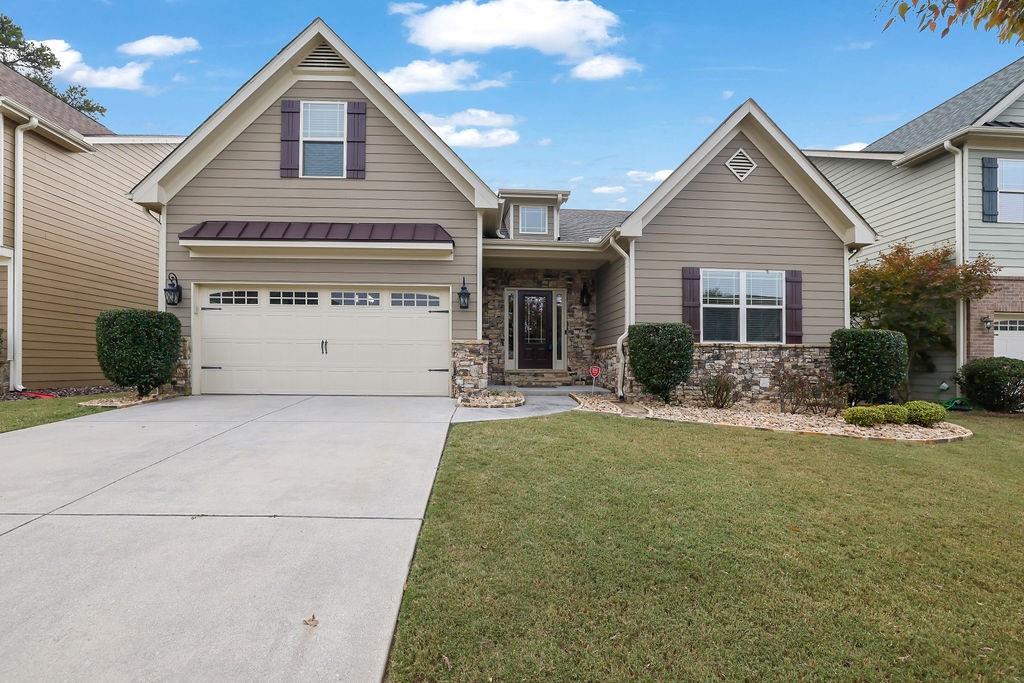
[569,175,584,183]
[40,39,149,90]
[721,89,734,100]
[401,0,622,60]
[388,1,427,14]
[421,108,518,127]
[432,124,519,147]
[171,73,187,83]
[538,137,552,146]
[592,185,625,194]
[615,197,628,203]
[834,142,868,151]
[118,35,200,57]
[570,54,640,80]
[626,169,671,182]
[835,40,873,52]
[380,59,507,94]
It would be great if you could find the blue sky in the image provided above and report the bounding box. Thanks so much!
[6,0,1023,209]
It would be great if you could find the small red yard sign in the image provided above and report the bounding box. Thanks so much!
[589,365,601,379]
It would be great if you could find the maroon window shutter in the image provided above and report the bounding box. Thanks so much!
[681,267,701,339]
[280,100,300,178]
[785,270,803,344]
[346,101,366,179]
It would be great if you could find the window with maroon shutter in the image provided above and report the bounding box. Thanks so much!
[681,267,701,339]
[346,101,366,179]
[280,100,300,178]
[698,269,787,343]
[785,270,803,344]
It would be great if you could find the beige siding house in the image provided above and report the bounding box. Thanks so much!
[809,57,1024,399]
[133,20,872,400]
[0,64,179,390]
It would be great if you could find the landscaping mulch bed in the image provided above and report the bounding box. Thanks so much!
[458,390,526,408]
[572,394,972,443]
[0,385,128,402]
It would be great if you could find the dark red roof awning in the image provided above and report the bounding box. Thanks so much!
[178,221,455,243]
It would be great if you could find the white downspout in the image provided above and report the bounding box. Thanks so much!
[11,116,38,390]
[609,234,631,399]
[944,140,967,370]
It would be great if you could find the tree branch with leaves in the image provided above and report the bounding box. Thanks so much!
[885,0,1024,43]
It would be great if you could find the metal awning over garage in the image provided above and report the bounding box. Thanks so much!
[178,221,456,260]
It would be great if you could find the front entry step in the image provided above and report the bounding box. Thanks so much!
[490,384,611,396]
[502,370,574,388]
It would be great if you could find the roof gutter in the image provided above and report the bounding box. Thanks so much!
[0,98,93,153]
[895,126,1024,167]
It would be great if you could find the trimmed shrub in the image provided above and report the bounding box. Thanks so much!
[830,329,909,404]
[628,323,695,402]
[96,309,181,397]
[842,405,887,427]
[876,403,909,424]
[955,356,1024,412]
[700,369,741,409]
[904,400,947,427]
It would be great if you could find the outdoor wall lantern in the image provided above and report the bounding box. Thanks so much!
[982,315,994,331]
[163,273,183,307]
[580,284,591,307]
[458,277,471,309]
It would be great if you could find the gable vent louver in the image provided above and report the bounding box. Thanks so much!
[725,148,757,181]
[298,42,349,70]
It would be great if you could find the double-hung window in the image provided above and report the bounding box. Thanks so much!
[518,206,548,235]
[701,270,784,343]
[997,159,1024,223]
[301,101,346,178]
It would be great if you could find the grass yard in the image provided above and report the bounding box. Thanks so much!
[0,392,126,433]
[387,411,1024,681]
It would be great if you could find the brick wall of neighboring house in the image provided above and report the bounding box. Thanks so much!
[593,341,832,403]
[967,277,1024,360]
[482,268,597,385]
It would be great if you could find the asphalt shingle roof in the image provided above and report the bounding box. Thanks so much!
[0,63,113,136]
[865,58,1024,153]
[558,208,630,243]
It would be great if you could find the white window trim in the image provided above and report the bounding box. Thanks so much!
[503,287,567,370]
[518,205,549,235]
[699,269,786,344]
[299,100,347,179]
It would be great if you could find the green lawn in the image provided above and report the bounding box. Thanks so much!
[387,411,1024,681]
[0,392,126,433]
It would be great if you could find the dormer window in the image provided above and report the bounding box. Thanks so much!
[301,101,346,178]
[519,206,548,235]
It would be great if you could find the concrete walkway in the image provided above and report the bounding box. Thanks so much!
[451,386,600,423]
[0,395,456,681]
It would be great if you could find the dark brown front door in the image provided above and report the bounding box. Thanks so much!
[518,290,553,369]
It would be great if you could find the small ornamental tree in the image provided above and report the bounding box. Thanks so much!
[850,243,996,374]
[628,323,694,402]
[96,309,181,397]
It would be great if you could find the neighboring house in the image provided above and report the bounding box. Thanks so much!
[132,19,873,399]
[0,64,181,390]
[809,58,1024,399]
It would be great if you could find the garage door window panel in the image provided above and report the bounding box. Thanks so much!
[270,291,319,305]
[209,290,258,305]
[331,291,381,306]
[391,292,441,307]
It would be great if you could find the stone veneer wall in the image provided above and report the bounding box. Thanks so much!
[0,359,9,389]
[482,268,596,385]
[967,277,1024,360]
[593,341,832,402]
[168,337,191,395]
[451,340,489,397]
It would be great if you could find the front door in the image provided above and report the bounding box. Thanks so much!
[518,290,553,369]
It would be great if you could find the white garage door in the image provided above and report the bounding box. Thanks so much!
[994,317,1024,360]
[196,286,451,396]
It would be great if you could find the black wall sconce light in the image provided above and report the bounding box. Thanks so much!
[982,315,994,331]
[458,277,471,309]
[163,273,182,307]
[580,284,591,307]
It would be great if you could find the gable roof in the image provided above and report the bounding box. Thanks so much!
[865,58,1024,153]
[559,209,629,243]
[131,18,497,211]
[620,99,875,247]
[0,63,112,135]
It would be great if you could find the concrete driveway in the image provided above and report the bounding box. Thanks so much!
[0,395,456,681]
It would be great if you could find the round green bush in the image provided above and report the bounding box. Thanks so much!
[955,356,1024,412]
[876,403,909,424]
[830,329,909,404]
[904,400,947,427]
[842,405,887,427]
[627,323,694,402]
[96,309,182,397]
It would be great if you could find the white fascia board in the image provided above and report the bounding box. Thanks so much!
[0,98,93,152]
[894,127,1024,167]
[802,149,902,161]
[85,135,185,145]
[132,19,497,211]
[974,80,1024,126]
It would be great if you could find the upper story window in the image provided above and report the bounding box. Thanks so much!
[701,270,784,344]
[998,159,1024,223]
[518,206,548,235]
[301,101,346,178]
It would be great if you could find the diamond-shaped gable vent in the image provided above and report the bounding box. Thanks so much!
[726,148,757,181]
[298,42,349,69]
